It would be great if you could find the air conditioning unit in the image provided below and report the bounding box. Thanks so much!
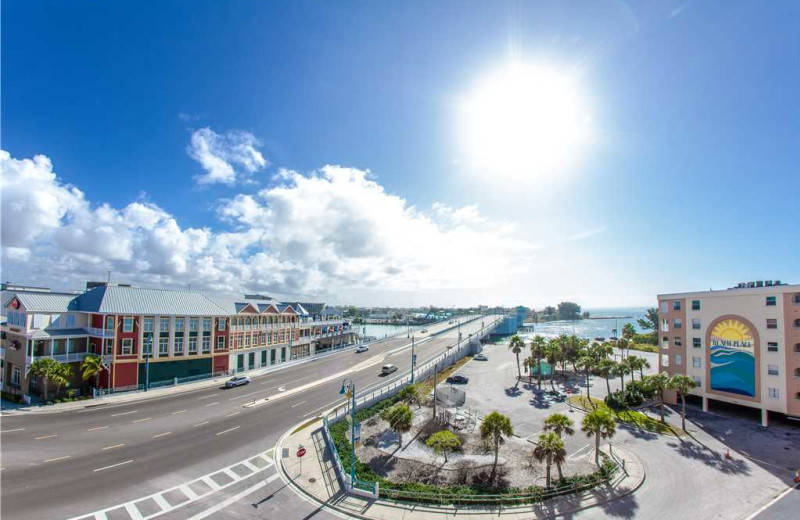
[766,280,774,287]
[747,282,755,288]
[775,280,781,285]
[756,281,764,287]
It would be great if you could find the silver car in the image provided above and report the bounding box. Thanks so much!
[225,375,251,388]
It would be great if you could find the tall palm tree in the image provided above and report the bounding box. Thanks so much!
[52,363,73,399]
[596,359,616,398]
[647,372,671,423]
[545,340,563,391]
[627,355,650,381]
[380,403,414,448]
[668,374,698,431]
[576,355,594,402]
[81,354,105,392]
[480,411,513,484]
[613,358,631,394]
[508,334,525,386]
[533,432,566,487]
[582,409,617,466]
[543,413,575,439]
[529,335,547,389]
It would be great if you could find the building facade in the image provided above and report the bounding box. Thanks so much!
[657,281,800,426]
[1,282,352,402]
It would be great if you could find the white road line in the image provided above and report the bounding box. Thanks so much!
[193,421,210,427]
[226,411,240,417]
[205,402,220,407]
[186,476,279,520]
[35,434,58,440]
[87,426,109,432]
[102,443,125,451]
[44,455,71,463]
[93,459,133,472]
[216,426,240,436]
[744,483,800,520]
[151,493,172,512]
[568,443,592,460]
[123,503,144,520]
[222,468,240,480]
[152,432,172,438]
[171,409,187,415]
[229,390,263,400]
[197,394,216,400]
[302,399,342,417]
[110,410,138,417]
[132,417,151,423]
[202,476,222,490]
[0,428,25,433]
[290,400,307,408]
[242,460,260,472]
[180,484,199,500]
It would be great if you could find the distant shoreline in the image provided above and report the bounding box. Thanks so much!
[585,316,634,320]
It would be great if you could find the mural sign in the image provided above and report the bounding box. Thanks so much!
[709,318,756,397]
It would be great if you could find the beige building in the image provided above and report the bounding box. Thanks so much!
[658,281,800,426]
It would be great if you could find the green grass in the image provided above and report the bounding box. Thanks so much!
[569,395,677,436]
[628,343,658,353]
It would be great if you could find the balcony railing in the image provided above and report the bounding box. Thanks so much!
[26,352,92,364]
[229,319,346,332]
[87,327,116,337]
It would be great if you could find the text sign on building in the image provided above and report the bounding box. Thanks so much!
[709,318,755,398]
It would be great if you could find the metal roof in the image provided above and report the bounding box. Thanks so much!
[2,291,79,312]
[75,286,228,315]
[29,328,89,339]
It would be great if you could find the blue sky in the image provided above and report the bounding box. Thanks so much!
[2,0,798,308]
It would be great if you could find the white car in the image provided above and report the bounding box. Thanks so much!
[225,375,251,388]
[355,345,369,353]
[474,353,488,361]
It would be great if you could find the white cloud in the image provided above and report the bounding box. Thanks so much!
[1,150,538,301]
[187,127,268,185]
[567,226,607,241]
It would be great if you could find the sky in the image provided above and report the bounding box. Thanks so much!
[2,0,798,309]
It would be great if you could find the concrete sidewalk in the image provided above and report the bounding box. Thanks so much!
[277,419,645,520]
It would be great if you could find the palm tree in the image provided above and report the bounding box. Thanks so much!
[529,335,547,389]
[647,372,671,423]
[426,429,461,463]
[613,358,631,394]
[543,413,575,439]
[480,411,513,484]
[81,354,105,392]
[669,374,698,431]
[627,355,650,381]
[380,403,414,448]
[398,383,423,409]
[582,409,617,466]
[508,334,525,386]
[52,363,73,399]
[576,355,594,403]
[27,358,60,402]
[533,432,566,487]
[545,340,562,391]
[622,323,636,341]
[596,359,616,399]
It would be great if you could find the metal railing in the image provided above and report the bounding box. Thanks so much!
[87,327,115,337]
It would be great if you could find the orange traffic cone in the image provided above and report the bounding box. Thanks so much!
[725,449,731,460]
[794,471,799,484]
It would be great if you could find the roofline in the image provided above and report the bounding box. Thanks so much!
[658,283,799,299]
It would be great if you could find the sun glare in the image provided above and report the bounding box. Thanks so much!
[460,62,591,180]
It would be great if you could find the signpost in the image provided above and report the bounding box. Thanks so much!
[297,445,306,476]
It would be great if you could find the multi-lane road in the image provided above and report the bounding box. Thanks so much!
[1,315,497,520]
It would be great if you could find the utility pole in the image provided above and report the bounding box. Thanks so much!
[410,334,416,384]
[432,362,438,419]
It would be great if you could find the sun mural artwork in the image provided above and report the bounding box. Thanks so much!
[709,319,756,397]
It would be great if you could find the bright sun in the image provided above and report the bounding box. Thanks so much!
[460,62,591,180]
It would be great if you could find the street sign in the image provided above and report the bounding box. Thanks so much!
[297,447,307,458]
[412,354,417,365]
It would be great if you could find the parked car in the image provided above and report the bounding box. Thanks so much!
[381,364,398,375]
[420,329,428,333]
[225,375,251,388]
[355,345,369,353]
[446,375,469,384]
[474,353,488,361]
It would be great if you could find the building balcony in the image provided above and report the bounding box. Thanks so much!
[87,327,116,337]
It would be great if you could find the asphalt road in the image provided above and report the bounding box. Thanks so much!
[0,315,495,520]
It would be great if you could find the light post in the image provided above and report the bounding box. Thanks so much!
[410,334,416,384]
[339,378,357,489]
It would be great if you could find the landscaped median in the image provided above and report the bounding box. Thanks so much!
[568,395,678,436]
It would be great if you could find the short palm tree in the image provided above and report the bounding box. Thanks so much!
[480,411,513,484]
[543,413,575,439]
[398,383,423,409]
[582,409,617,466]
[529,335,547,389]
[28,358,59,402]
[627,355,649,381]
[81,354,105,391]
[380,403,414,448]
[647,372,671,423]
[52,362,73,399]
[533,431,566,487]
[669,374,698,431]
[426,429,461,463]
[508,334,525,386]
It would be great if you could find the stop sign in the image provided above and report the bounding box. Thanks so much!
[297,447,307,458]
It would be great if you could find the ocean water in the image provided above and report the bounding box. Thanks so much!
[521,307,650,341]
[356,323,421,339]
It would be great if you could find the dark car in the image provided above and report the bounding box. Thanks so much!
[446,375,469,384]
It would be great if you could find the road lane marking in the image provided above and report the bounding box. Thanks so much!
[226,411,240,417]
[197,394,216,400]
[193,421,210,427]
[152,432,172,438]
[124,503,144,520]
[44,455,71,463]
[110,410,138,417]
[93,459,134,472]
[152,493,172,511]
[102,444,125,451]
[204,402,219,407]
[229,390,264,400]
[87,426,109,432]
[171,409,187,415]
[35,434,58,440]
[568,443,592,460]
[180,484,199,499]
[186,474,281,520]
[0,428,25,433]
[290,400,307,408]
[302,399,342,417]
[215,426,240,436]
[132,417,151,423]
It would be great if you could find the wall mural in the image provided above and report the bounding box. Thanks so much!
[709,318,756,397]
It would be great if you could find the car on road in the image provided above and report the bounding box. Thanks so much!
[446,374,469,384]
[420,328,428,333]
[381,364,398,375]
[355,345,369,353]
[225,375,251,388]
[474,353,488,361]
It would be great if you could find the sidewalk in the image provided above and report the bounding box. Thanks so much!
[277,419,646,520]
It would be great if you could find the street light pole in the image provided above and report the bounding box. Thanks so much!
[339,378,357,490]
[410,334,416,384]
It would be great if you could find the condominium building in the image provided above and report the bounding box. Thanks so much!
[1,282,352,402]
[658,281,800,426]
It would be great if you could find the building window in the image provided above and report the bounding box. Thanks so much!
[143,317,154,333]
[675,354,682,366]
[674,318,682,329]
[159,337,169,355]
[202,318,212,332]
[661,354,669,367]
[11,367,21,386]
[143,337,153,355]
[661,319,669,332]
[216,336,225,350]
[160,317,170,333]
[691,300,700,311]
[673,301,681,311]
[766,296,777,306]
[674,337,682,347]
[766,319,778,329]
[767,342,779,352]
[793,293,800,305]
[121,339,133,355]
[105,316,114,329]
[66,314,76,327]
[692,319,701,330]
[174,318,185,332]
[768,388,779,400]
[174,337,184,355]
[767,365,779,376]
[796,368,800,378]
[123,317,134,333]
[218,318,226,331]
[692,357,701,368]
[189,318,199,332]
[692,338,701,349]
[104,339,113,355]
[189,337,198,353]
[245,335,251,347]
[795,343,800,353]
[660,301,668,314]
[202,336,210,353]
[692,376,702,387]
[261,350,267,365]
[794,319,800,328]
